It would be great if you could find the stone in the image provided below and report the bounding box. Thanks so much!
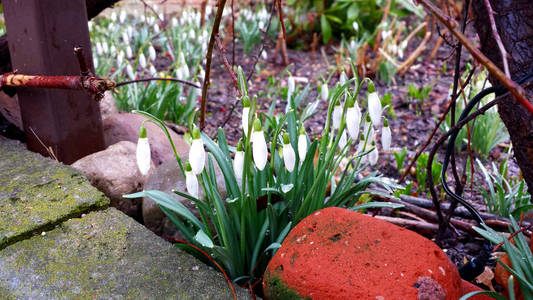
[99,91,119,118]
[263,207,464,299]
[71,141,154,220]
[142,156,226,239]
[0,139,109,249]
[103,112,189,166]
[0,208,251,299]
[461,280,494,300]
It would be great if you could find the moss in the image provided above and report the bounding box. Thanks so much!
[264,274,304,300]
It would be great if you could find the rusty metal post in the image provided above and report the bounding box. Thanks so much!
[2,0,105,164]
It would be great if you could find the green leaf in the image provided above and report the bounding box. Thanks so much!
[320,15,332,44]
[347,3,359,20]
[195,229,214,248]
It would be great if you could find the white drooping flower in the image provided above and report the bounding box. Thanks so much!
[261,50,268,60]
[139,53,147,69]
[321,83,329,101]
[110,12,117,22]
[252,119,268,171]
[367,81,382,126]
[352,22,359,32]
[338,130,348,150]
[382,118,392,151]
[126,46,133,58]
[241,97,251,136]
[287,76,295,100]
[298,127,307,162]
[189,126,205,175]
[346,98,362,141]
[185,162,199,198]
[189,29,196,40]
[233,141,244,183]
[363,114,376,142]
[154,23,160,34]
[117,51,124,66]
[332,100,342,130]
[126,64,135,80]
[136,124,151,175]
[148,45,157,61]
[102,41,109,54]
[369,140,379,166]
[339,71,347,86]
[119,10,127,23]
[282,133,296,172]
[149,65,157,76]
[95,42,103,56]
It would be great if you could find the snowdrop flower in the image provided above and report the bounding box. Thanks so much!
[126,64,135,80]
[369,140,379,165]
[126,46,133,58]
[297,127,307,162]
[400,40,408,50]
[95,42,103,56]
[172,18,178,27]
[182,64,190,79]
[382,30,392,40]
[110,12,117,22]
[149,65,157,76]
[261,50,268,61]
[127,26,134,38]
[233,141,244,183]
[94,59,98,69]
[346,97,362,140]
[189,29,196,40]
[367,81,382,126]
[140,15,146,23]
[321,83,329,101]
[381,118,392,151]
[119,11,127,23]
[339,71,348,86]
[352,22,359,32]
[88,21,93,31]
[282,133,296,172]
[287,76,295,99]
[338,130,348,150]
[356,134,366,155]
[363,114,375,141]
[136,124,151,175]
[139,53,147,69]
[189,126,205,175]
[148,45,156,61]
[332,99,342,130]
[252,119,268,171]
[241,97,251,136]
[185,162,199,198]
[103,42,110,54]
[154,23,160,34]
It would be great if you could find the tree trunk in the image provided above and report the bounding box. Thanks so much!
[472,0,533,195]
[0,0,120,75]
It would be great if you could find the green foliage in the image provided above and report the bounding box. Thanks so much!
[236,7,279,55]
[393,147,408,174]
[406,83,433,114]
[476,158,532,219]
[415,152,443,193]
[471,219,533,300]
[125,68,401,283]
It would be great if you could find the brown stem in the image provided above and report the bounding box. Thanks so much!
[214,36,240,97]
[483,0,510,78]
[200,0,228,130]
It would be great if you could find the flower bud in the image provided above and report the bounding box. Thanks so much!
[126,64,135,80]
[332,100,342,130]
[185,162,199,198]
[339,71,347,86]
[321,83,329,101]
[189,126,205,175]
[252,119,268,170]
[241,96,251,136]
[346,98,361,140]
[298,127,307,162]
[338,130,347,150]
[282,133,296,172]
[288,76,295,99]
[148,45,157,61]
[367,82,382,126]
[139,53,147,69]
[369,140,379,166]
[136,125,151,175]
[382,118,391,151]
[233,141,244,183]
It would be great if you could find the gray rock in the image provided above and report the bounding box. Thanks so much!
[142,156,227,239]
[99,91,119,118]
[0,208,251,299]
[103,112,189,166]
[71,141,154,220]
[0,140,109,249]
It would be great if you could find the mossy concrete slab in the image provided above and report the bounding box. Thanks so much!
[0,140,109,249]
[0,208,251,299]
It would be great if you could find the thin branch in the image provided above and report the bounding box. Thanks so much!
[115,77,200,88]
[483,0,510,78]
[416,0,533,115]
[215,35,240,96]
[200,0,228,130]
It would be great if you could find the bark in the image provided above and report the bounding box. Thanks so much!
[0,0,120,75]
[472,0,533,195]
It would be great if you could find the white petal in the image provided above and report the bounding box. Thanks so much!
[189,139,206,175]
[139,53,147,68]
[186,171,199,198]
[338,130,347,150]
[136,137,151,175]
[148,46,157,61]
[298,134,307,161]
[368,92,382,126]
[126,64,135,80]
[382,126,392,151]
[332,105,342,129]
[233,151,244,183]
[369,146,379,166]
[252,131,268,170]
[288,77,295,99]
[346,103,361,140]
[321,84,329,101]
[241,107,250,136]
[283,143,296,172]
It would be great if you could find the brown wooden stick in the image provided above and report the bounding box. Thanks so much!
[374,215,439,232]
